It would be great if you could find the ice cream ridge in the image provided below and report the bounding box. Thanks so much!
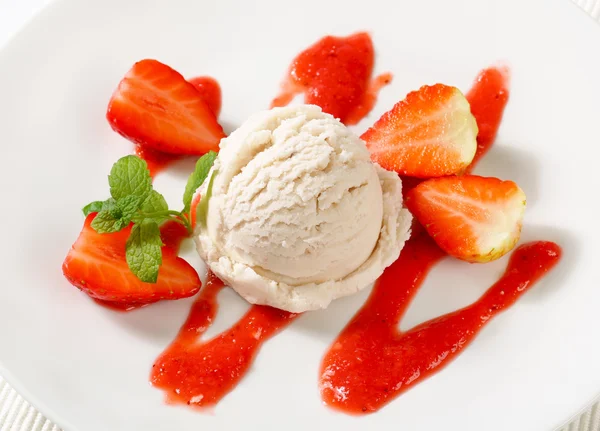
[195,105,412,312]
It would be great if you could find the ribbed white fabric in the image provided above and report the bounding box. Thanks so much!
[0,0,598,430]
[0,378,598,431]
[0,377,59,431]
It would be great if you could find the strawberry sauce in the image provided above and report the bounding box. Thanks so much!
[135,76,223,177]
[188,76,222,118]
[147,62,560,415]
[271,32,392,125]
[466,67,510,170]
[318,66,561,414]
[150,273,297,407]
[319,236,561,414]
[135,145,181,178]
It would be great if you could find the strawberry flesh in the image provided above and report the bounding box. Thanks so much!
[405,175,526,263]
[362,84,478,178]
[107,59,225,155]
[62,214,201,307]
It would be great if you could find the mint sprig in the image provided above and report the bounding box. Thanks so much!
[82,153,216,283]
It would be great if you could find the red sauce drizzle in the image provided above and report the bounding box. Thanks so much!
[135,145,182,178]
[319,237,561,414]
[318,66,559,414]
[150,65,557,414]
[188,76,222,118]
[135,76,223,177]
[271,32,392,125]
[465,67,510,170]
[94,221,191,312]
[150,273,297,407]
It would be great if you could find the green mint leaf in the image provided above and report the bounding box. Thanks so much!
[141,190,168,213]
[116,195,143,220]
[108,155,152,201]
[101,198,117,211]
[139,190,170,224]
[126,219,163,283]
[89,196,141,233]
[90,210,130,233]
[197,170,217,228]
[83,198,118,217]
[183,151,217,213]
[82,201,105,216]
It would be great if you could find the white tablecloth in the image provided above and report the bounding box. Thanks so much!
[0,0,598,429]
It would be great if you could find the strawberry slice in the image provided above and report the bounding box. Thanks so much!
[361,84,478,178]
[62,214,201,306]
[405,175,526,263]
[107,59,225,155]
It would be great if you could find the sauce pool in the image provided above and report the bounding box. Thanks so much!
[134,145,181,178]
[319,236,561,414]
[466,67,510,170]
[150,273,298,407]
[271,32,392,125]
[188,76,222,118]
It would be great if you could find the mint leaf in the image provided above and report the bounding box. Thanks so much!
[183,151,217,213]
[89,196,141,233]
[126,219,163,283]
[108,155,152,201]
[90,210,130,233]
[197,170,217,228]
[83,198,118,217]
[116,195,143,220]
[101,198,117,212]
[141,190,168,213]
[136,190,170,225]
[82,201,105,216]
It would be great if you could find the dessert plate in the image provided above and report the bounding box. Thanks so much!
[0,0,599,430]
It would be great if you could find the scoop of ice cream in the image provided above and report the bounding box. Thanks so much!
[195,105,411,312]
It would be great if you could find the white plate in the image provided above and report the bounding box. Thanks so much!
[0,0,599,430]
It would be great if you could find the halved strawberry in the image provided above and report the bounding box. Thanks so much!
[405,175,526,263]
[107,59,225,155]
[361,84,478,178]
[62,214,201,306]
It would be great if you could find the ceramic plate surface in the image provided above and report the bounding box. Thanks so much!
[0,0,599,429]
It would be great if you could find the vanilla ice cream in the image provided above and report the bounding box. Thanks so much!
[195,105,412,312]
